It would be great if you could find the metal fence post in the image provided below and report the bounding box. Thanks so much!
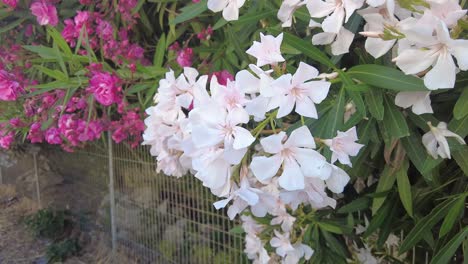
[33,153,42,209]
[108,132,117,256]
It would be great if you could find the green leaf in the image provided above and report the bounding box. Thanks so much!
[337,197,370,214]
[365,196,394,237]
[229,225,244,234]
[439,195,466,238]
[270,29,335,69]
[365,88,384,120]
[172,0,207,25]
[449,115,468,138]
[318,222,344,234]
[399,198,458,253]
[315,86,345,138]
[453,88,468,119]
[34,66,68,81]
[396,160,413,217]
[23,45,58,59]
[401,131,441,179]
[153,34,166,68]
[0,17,26,34]
[383,95,410,139]
[372,166,396,214]
[47,27,73,56]
[347,64,428,91]
[431,227,468,264]
[452,146,468,176]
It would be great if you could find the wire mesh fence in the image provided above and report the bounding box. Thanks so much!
[0,136,246,263]
[0,139,437,264]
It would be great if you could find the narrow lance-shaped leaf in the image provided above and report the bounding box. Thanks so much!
[399,198,458,253]
[172,0,208,25]
[347,64,428,91]
[365,88,384,120]
[439,194,466,238]
[430,227,468,264]
[383,95,410,139]
[396,159,413,217]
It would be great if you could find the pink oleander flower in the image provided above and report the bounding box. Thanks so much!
[87,72,122,106]
[176,48,194,67]
[0,132,14,149]
[197,25,213,40]
[211,70,234,86]
[2,0,17,8]
[28,122,44,143]
[30,0,59,26]
[9,118,23,128]
[79,0,93,5]
[0,69,22,101]
[45,127,62,145]
[111,111,145,147]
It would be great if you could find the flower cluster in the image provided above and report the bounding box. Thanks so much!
[143,33,364,263]
[62,11,146,65]
[208,0,467,91]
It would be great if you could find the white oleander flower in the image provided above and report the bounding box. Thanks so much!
[323,126,364,167]
[422,121,466,159]
[270,230,295,257]
[250,126,330,191]
[207,0,246,21]
[278,0,308,27]
[394,19,468,89]
[246,33,285,67]
[268,62,331,119]
[395,91,433,115]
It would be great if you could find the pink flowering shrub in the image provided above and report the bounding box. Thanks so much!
[0,0,467,263]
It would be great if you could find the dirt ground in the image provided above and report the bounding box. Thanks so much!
[0,185,48,263]
[0,184,125,264]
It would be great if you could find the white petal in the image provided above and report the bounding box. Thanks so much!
[331,27,354,55]
[412,92,433,114]
[250,155,283,182]
[326,165,350,193]
[223,1,240,21]
[365,38,395,59]
[422,133,438,159]
[279,160,305,190]
[292,62,319,86]
[286,126,316,148]
[233,127,255,149]
[343,0,365,22]
[322,7,345,34]
[260,132,286,153]
[394,49,436,75]
[303,81,331,103]
[307,0,336,17]
[277,95,296,118]
[228,107,250,125]
[191,125,222,148]
[294,148,332,179]
[450,39,468,70]
[214,198,232,209]
[423,52,456,89]
[207,0,228,12]
[312,32,336,45]
[237,188,259,206]
[223,145,247,165]
[295,96,318,119]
